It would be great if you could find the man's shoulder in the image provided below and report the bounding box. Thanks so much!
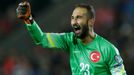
[96,34,119,53]
[60,32,75,41]
[62,32,74,37]
[96,34,115,48]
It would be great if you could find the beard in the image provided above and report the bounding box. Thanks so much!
[76,24,89,39]
[72,20,90,39]
[72,23,89,39]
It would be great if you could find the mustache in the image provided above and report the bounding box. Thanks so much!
[72,24,80,28]
[72,24,81,30]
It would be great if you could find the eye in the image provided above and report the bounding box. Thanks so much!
[76,16,82,19]
[71,16,74,19]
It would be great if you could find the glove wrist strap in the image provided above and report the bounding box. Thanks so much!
[24,15,33,24]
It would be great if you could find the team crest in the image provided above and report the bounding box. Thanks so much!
[90,51,100,63]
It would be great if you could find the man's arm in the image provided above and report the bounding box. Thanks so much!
[105,44,127,75]
[25,20,69,50]
[25,20,44,45]
[16,1,69,50]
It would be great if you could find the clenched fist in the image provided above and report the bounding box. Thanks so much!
[16,1,31,19]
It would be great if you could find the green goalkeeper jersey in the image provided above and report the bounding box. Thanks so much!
[26,21,126,75]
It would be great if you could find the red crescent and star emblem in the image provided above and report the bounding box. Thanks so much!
[90,51,101,63]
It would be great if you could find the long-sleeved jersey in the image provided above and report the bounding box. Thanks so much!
[26,21,126,75]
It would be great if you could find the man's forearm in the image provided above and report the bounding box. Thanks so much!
[25,20,44,45]
[111,64,126,75]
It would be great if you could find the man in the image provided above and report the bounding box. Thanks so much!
[16,1,126,75]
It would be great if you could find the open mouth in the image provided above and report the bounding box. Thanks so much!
[73,25,81,34]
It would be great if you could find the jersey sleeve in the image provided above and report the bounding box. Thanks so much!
[25,20,70,51]
[104,44,126,75]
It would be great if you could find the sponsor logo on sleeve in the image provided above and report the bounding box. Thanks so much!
[114,55,123,68]
[114,55,122,64]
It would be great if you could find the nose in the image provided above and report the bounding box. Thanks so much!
[71,19,77,25]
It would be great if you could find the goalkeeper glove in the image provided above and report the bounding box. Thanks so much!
[16,1,33,24]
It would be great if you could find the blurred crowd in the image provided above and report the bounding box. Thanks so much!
[0,0,134,75]
[0,47,71,75]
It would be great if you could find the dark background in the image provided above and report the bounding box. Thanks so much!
[0,0,134,75]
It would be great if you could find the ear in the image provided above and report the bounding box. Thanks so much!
[88,18,95,27]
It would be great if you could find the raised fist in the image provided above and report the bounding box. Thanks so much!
[16,1,31,19]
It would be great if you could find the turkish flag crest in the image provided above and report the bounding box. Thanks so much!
[90,51,101,63]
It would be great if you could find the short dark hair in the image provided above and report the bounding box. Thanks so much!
[75,3,95,19]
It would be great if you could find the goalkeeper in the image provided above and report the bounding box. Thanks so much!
[16,1,127,75]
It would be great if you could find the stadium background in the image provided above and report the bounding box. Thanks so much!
[0,0,134,75]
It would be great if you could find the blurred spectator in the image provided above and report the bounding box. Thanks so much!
[3,55,16,75]
[95,5,115,39]
[12,56,34,75]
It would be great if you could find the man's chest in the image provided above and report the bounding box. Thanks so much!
[70,45,109,75]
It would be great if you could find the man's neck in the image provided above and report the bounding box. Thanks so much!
[81,31,95,45]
